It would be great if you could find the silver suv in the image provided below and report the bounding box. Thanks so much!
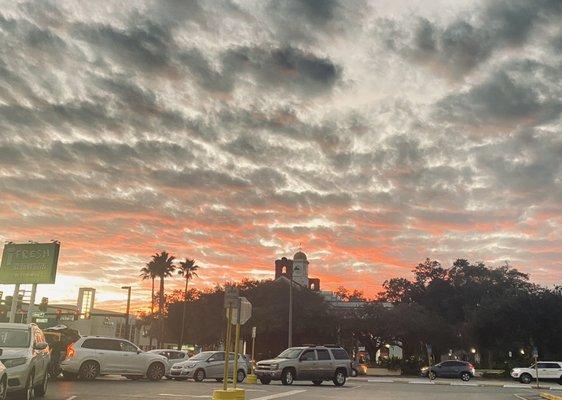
[60,336,168,381]
[255,346,352,386]
[168,351,249,382]
[0,323,50,400]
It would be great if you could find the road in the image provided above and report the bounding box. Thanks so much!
[30,376,561,400]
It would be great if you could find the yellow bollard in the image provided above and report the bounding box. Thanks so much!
[232,388,245,400]
[246,374,257,384]
[212,389,238,400]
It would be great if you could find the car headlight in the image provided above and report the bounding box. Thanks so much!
[270,363,279,370]
[184,363,197,369]
[421,367,429,372]
[3,358,28,368]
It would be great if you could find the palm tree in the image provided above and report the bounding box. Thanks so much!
[149,251,176,345]
[139,260,158,347]
[177,258,199,349]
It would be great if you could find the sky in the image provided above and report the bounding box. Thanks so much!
[0,0,561,312]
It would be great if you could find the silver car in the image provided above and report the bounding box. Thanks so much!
[168,351,249,382]
[0,359,7,400]
[0,323,50,400]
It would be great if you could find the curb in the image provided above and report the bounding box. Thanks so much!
[540,393,562,400]
[350,378,562,391]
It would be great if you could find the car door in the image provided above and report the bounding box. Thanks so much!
[206,352,225,378]
[118,340,144,374]
[315,349,333,380]
[32,327,49,379]
[540,363,561,379]
[298,349,318,380]
[435,361,454,377]
[95,339,123,373]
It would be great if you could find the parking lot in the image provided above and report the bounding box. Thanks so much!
[31,376,561,400]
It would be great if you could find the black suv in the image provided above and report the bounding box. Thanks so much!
[421,360,476,381]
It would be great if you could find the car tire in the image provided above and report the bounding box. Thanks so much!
[34,371,49,397]
[312,380,323,386]
[193,369,206,382]
[147,363,166,381]
[79,361,99,381]
[460,372,471,382]
[259,377,271,385]
[429,371,437,380]
[281,369,294,386]
[520,373,532,384]
[237,370,246,383]
[333,369,347,387]
[215,378,223,382]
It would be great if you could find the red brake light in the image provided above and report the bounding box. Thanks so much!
[66,344,76,359]
[468,363,475,369]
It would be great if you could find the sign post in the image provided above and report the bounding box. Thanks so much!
[426,344,433,381]
[532,346,539,388]
[246,327,258,384]
[232,297,252,393]
[1,242,60,323]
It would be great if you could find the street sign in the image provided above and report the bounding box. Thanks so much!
[224,286,239,309]
[532,347,538,358]
[252,326,256,338]
[227,297,252,325]
[0,242,60,284]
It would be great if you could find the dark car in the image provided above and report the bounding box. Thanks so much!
[421,360,476,381]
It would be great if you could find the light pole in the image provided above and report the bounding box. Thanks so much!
[122,286,132,341]
[288,272,293,348]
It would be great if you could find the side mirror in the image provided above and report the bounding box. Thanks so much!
[34,342,48,351]
[137,350,142,354]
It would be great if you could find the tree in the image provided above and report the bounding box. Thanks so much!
[149,251,176,346]
[140,260,158,347]
[177,258,199,350]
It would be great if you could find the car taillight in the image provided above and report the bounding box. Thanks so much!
[66,344,76,359]
[468,363,475,370]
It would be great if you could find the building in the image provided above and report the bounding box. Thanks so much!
[77,287,95,319]
[275,251,321,291]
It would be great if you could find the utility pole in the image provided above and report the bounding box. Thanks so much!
[288,272,293,348]
[122,286,132,341]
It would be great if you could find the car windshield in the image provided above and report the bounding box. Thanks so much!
[189,352,212,361]
[0,328,30,348]
[276,348,303,359]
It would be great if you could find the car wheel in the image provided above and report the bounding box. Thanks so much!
[215,378,223,382]
[259,377,271,385]
[79,361,99,381]
[312,380,323,386]
[147,363,166,381]
[193,369,206,382]
[333,369,347,387]
[520,373,532,384]
[237,370,246,383]
[0,377,7,400]
[460,372,471,382]
[281,369,294,386]
[34,371,48,397]
[429,371,437,380]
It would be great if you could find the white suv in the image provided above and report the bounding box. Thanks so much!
[61,337,168,381]
[0,323,50,400]
[511,362,562,384]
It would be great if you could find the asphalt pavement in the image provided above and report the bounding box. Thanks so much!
[23,376,561,400]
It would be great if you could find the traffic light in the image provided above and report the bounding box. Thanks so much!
[39,297,49,312]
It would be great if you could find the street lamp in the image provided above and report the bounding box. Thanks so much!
[122,286,132,341]
[288,271,293,348]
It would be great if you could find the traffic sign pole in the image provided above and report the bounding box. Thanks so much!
[232,308,241,388]
[223,305,233,391]
[26,283,37,323]
[9,283,20,323]
[246,327,258,384]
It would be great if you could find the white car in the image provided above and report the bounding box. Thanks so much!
[511,361,562,384]
[0,360,7,400]
[61,336,168,381]
[168,351,249,382]
[0,323,50,400]
[147,349,189,371]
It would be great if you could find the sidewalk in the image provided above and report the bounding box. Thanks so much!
[349,376,562,391]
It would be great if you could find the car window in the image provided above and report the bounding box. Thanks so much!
[91,339,121,351]
[176,353,186,359]
[453,361,466,367]
[440,361,456,367]
[120,340,138,353]
[0,328,30,348]
[210,352,225,362]
[300,350,317,361]
[330,348,350,360]
[317,349,331,360]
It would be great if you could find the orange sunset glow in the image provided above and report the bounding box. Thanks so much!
[1,0,561,313]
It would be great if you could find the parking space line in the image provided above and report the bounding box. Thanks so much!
[368,379,395,383]
[514,395,528,400]
[158,395,212,398]
[451,382,478,386]
[66,397,78,400]
[251,389,307,400]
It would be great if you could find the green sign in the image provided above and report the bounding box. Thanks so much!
[0,242,60,284]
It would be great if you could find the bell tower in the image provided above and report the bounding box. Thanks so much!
[292,250,309,287]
